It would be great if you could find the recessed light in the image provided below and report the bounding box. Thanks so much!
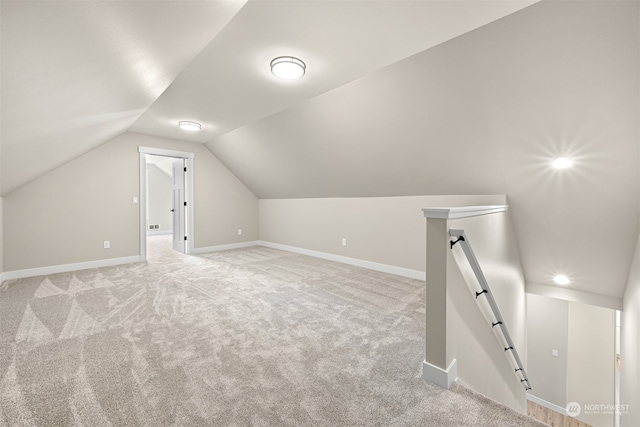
[178,121,201,131]
[554,275,570,285]
[552,157,572,169]
[270,56,306,80]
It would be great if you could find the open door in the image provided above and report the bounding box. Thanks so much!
[172,160,186,253]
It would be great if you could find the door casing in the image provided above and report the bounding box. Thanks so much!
[138,146,195,261]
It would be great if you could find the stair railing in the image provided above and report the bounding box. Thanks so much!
[449,229,532,391]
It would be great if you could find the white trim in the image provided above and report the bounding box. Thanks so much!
[139,147,195,261]
[139,153,147,261]
[423,359,458,389]
[192,241,260,254]
[526,281,622,311]
[258,241,425,281]
[2,256,141,281]
[138,146,195,159]
[527,394,568,416]
[422,205,509,219]
[186,158,194,255]
[0,272,5,284]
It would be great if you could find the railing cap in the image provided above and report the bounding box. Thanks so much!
[422,205,508,219]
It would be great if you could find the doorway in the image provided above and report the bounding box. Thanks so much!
[138,146,195,262]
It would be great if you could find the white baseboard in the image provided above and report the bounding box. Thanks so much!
[527,393,567,416]
[258,241,425,281]
[1,241,424,283]
[1,256,141,282]
[192,241,260,254]
[423,359,458,389]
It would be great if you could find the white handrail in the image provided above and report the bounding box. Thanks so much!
[449,228,532,391]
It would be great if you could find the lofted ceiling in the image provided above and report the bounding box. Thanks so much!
[1,0,535,195]
[0,0,247,195]
[2,0,638,305]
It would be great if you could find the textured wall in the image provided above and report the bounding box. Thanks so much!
[3,132,258,271]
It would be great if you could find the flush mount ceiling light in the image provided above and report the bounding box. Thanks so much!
[554,275,570,285]
[552,157,572,169]
[178,121,201,131]
[270,56,306,80]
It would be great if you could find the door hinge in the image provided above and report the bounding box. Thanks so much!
[184,201,187,206]
[184,167,187,172]
[184,236,187,241]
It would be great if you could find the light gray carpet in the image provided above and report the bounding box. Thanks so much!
[0,235,547,426]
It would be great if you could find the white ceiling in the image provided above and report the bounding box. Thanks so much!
[1,0,246,195]
[206,1,639,300]
[1,0,534,195]
[129,0,536,143]
[2,0,638,304]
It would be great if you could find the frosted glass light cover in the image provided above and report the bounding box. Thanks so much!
[178,121,201,131]
[271,56,306,80]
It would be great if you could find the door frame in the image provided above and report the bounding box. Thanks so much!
[138,146,195,261]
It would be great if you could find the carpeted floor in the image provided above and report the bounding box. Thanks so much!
[0,235,547,426]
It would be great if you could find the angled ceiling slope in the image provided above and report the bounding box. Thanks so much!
[1,0,534,195]
[206,1,639,303]
[0,0,246,195]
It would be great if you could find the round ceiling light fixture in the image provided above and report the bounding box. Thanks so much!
[552,157,572,169]
[553,275,570,285]
[270,56,306,80]
[178,121,201,131]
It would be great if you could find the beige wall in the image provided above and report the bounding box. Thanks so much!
[3,132,258,271]
[525,295,617,426]
[567,302,615,427]
[259,195,528,411]
[446,211,527,412]
[259,195,505,272]
[621,233,640,426]
[146,164,173,234]
[526,294,568,409]
[210,1,640,302]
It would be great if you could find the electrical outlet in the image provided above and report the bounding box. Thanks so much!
[341,238,347,246]
[551,349,558,357]
[103,241,110,249]
[133,196,139,204]
[238,229,243,236]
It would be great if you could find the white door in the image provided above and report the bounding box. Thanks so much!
[172,160,186,253]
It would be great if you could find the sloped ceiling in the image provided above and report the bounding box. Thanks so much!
[0,0,247,195]
[2,1,638,303]
[129,0,537,143]
[206,1,639,300]
[1,0,534,195]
